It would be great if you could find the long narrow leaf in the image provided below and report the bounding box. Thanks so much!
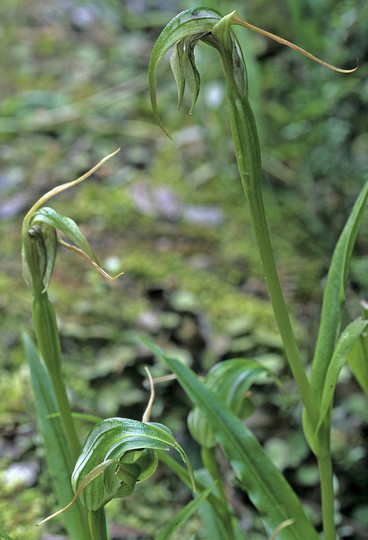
[147,341,319,540]
[156,483,215,540]
[349,333,368,395]
[311,181,368,402]
[23,333,91,540]
[317,319,368,433]
[348,302,368,395]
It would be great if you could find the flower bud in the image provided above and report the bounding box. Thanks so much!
[71,417,194,511]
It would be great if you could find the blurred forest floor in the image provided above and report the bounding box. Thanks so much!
[1,0,368,538]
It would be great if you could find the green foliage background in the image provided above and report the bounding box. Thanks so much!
[1,0,367,538]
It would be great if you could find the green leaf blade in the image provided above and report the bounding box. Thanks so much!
[317,319,368,433]
[147,341,319,539]
[311,181,368,402]
[348,302,368,395]
[348,332,368,395]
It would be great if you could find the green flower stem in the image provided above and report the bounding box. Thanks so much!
[213,20,319,430]
[214,20,336,535]
[201,447,227,505]
[315,415,335,539]
[32,291,81,463]
[230,93,317,428]
[201,447,235,540]
[32,290,100,539]
[88,509,109,540]
[318,453,336,540]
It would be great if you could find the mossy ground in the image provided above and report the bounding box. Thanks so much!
[1,0,368,538]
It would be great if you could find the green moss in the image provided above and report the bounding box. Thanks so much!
[0,367,33,417]
[1,1,366,536]
[0,487,43,540]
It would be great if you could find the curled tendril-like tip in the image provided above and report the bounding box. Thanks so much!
[58,238,124,281]
[269,518,295,540]
[36,460,117,527]
[23,148,120,232]
[142,367,155,422]
[230,12,359,74]
[22,149,123,295]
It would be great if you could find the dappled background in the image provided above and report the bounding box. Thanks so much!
[1,0,368,538]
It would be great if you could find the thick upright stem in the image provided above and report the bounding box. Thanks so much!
[32,292,81,462]
[201,447,236,540]
[201,447,227,506]
[318,453,336,540]
[89,509,109,540]
[32,291,97,539]
[223,83,318,429]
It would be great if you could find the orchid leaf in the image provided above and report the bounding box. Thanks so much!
[316,319,368,435]
[310,181,368,404]
[348,332,368,395]
[146,340,319,539]
[348,301,368,395]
